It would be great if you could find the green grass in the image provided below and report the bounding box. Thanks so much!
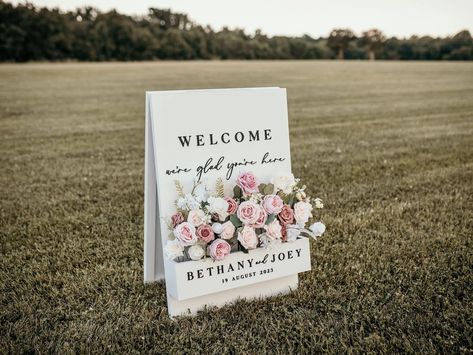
[1,61,472,353]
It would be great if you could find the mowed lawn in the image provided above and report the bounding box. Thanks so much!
[1,61,472,353]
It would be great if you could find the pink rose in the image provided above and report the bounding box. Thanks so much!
[236,171,259,195]
[237,201,261,225]
[264,219,282,240]
[171,212,184,228]
[225,197,238,214]
[174,222,197,246]
[208,239,231,261]
[278,204,294,225]
[238,226,258,250]
[262,195,284,214]
[196,224,215,243]
[252,207,267,228]
[220,221,236,240]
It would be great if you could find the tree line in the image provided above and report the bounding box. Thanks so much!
[1,1,472,62]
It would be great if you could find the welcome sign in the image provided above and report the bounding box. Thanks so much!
[144,87,312,317]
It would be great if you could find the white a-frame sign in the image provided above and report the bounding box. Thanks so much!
[144,87,311,317]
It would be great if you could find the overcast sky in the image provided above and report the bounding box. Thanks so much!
[11,0,473,38]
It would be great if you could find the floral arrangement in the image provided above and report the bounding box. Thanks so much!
[164,171,326,262]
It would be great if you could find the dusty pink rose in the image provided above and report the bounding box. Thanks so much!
[236,171,259,195]
[208,239,231,261]
[264,219,282,240]
[252,207,267,228]
[238,226,259,250]
[196,224,215,243]
[220,221,236,240]
[237,201,261,225]
[225,197,238,214]
[278,204,294,225]
[171,212,184,228]
[174,222,197,246]
[262,194,284,214]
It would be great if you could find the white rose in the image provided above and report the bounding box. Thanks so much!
[177,193,200,211]
[259,233,282,250]
[238,226,258,250]
[220,221,235,240]
[193,183,209,203]
[211,222,224,235]
[264,219,282,240]
[188,244,205,260]
[294,201,313,227]
[207,196,229,221]
[309,222,326,237]
[271,173,296,194]
[187,209,206,227]
[164,239,184,260]
[286,224,300,242]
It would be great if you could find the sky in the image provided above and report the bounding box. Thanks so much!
[10,0,473,38]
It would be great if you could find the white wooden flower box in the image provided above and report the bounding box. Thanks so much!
[165,237,311,301]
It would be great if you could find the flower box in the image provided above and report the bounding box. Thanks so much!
[165,237,311,301]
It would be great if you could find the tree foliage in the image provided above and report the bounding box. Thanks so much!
[0,1,472,62]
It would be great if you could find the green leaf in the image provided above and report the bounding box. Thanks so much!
[264,183,275,195]
[258,183,267,194]
[233,185,242,199]
[230,214,243,228]
[265,213,276,225]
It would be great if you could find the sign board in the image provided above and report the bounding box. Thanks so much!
[144,87,311,317]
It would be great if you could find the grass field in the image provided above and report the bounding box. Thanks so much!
[1,61,472,353]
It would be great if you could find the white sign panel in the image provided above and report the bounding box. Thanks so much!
[144,87,311,317]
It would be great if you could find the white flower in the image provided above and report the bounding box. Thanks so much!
[211,222,224,235]
[207,196,229,221]
[164,239,184,260]
[193,183,209,203]
[314,198,324,209]
[294,201,313,227]
[259,233,282,250]
[309,222,326,237]
[271,173,296,194]
[177,193,200,211]
[286,224,300,242]
[188,244,205,260]
[187,209,207,227]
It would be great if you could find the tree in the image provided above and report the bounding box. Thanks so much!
[360,29,386,60]
[327,29,355,59]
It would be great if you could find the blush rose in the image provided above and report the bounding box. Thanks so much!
[224,197,238,214]
[262,194,284,214]
[174,222,197,246]
[236,171,259,195]
[237,201,261,225]
[208,239,231,261]
[238,226,259,250]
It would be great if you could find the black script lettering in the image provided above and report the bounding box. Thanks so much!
[166,166,191,176]
[256,254,269,265]
[196,156,224,182]
[261,152,286,165]
[226,158,257,180]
